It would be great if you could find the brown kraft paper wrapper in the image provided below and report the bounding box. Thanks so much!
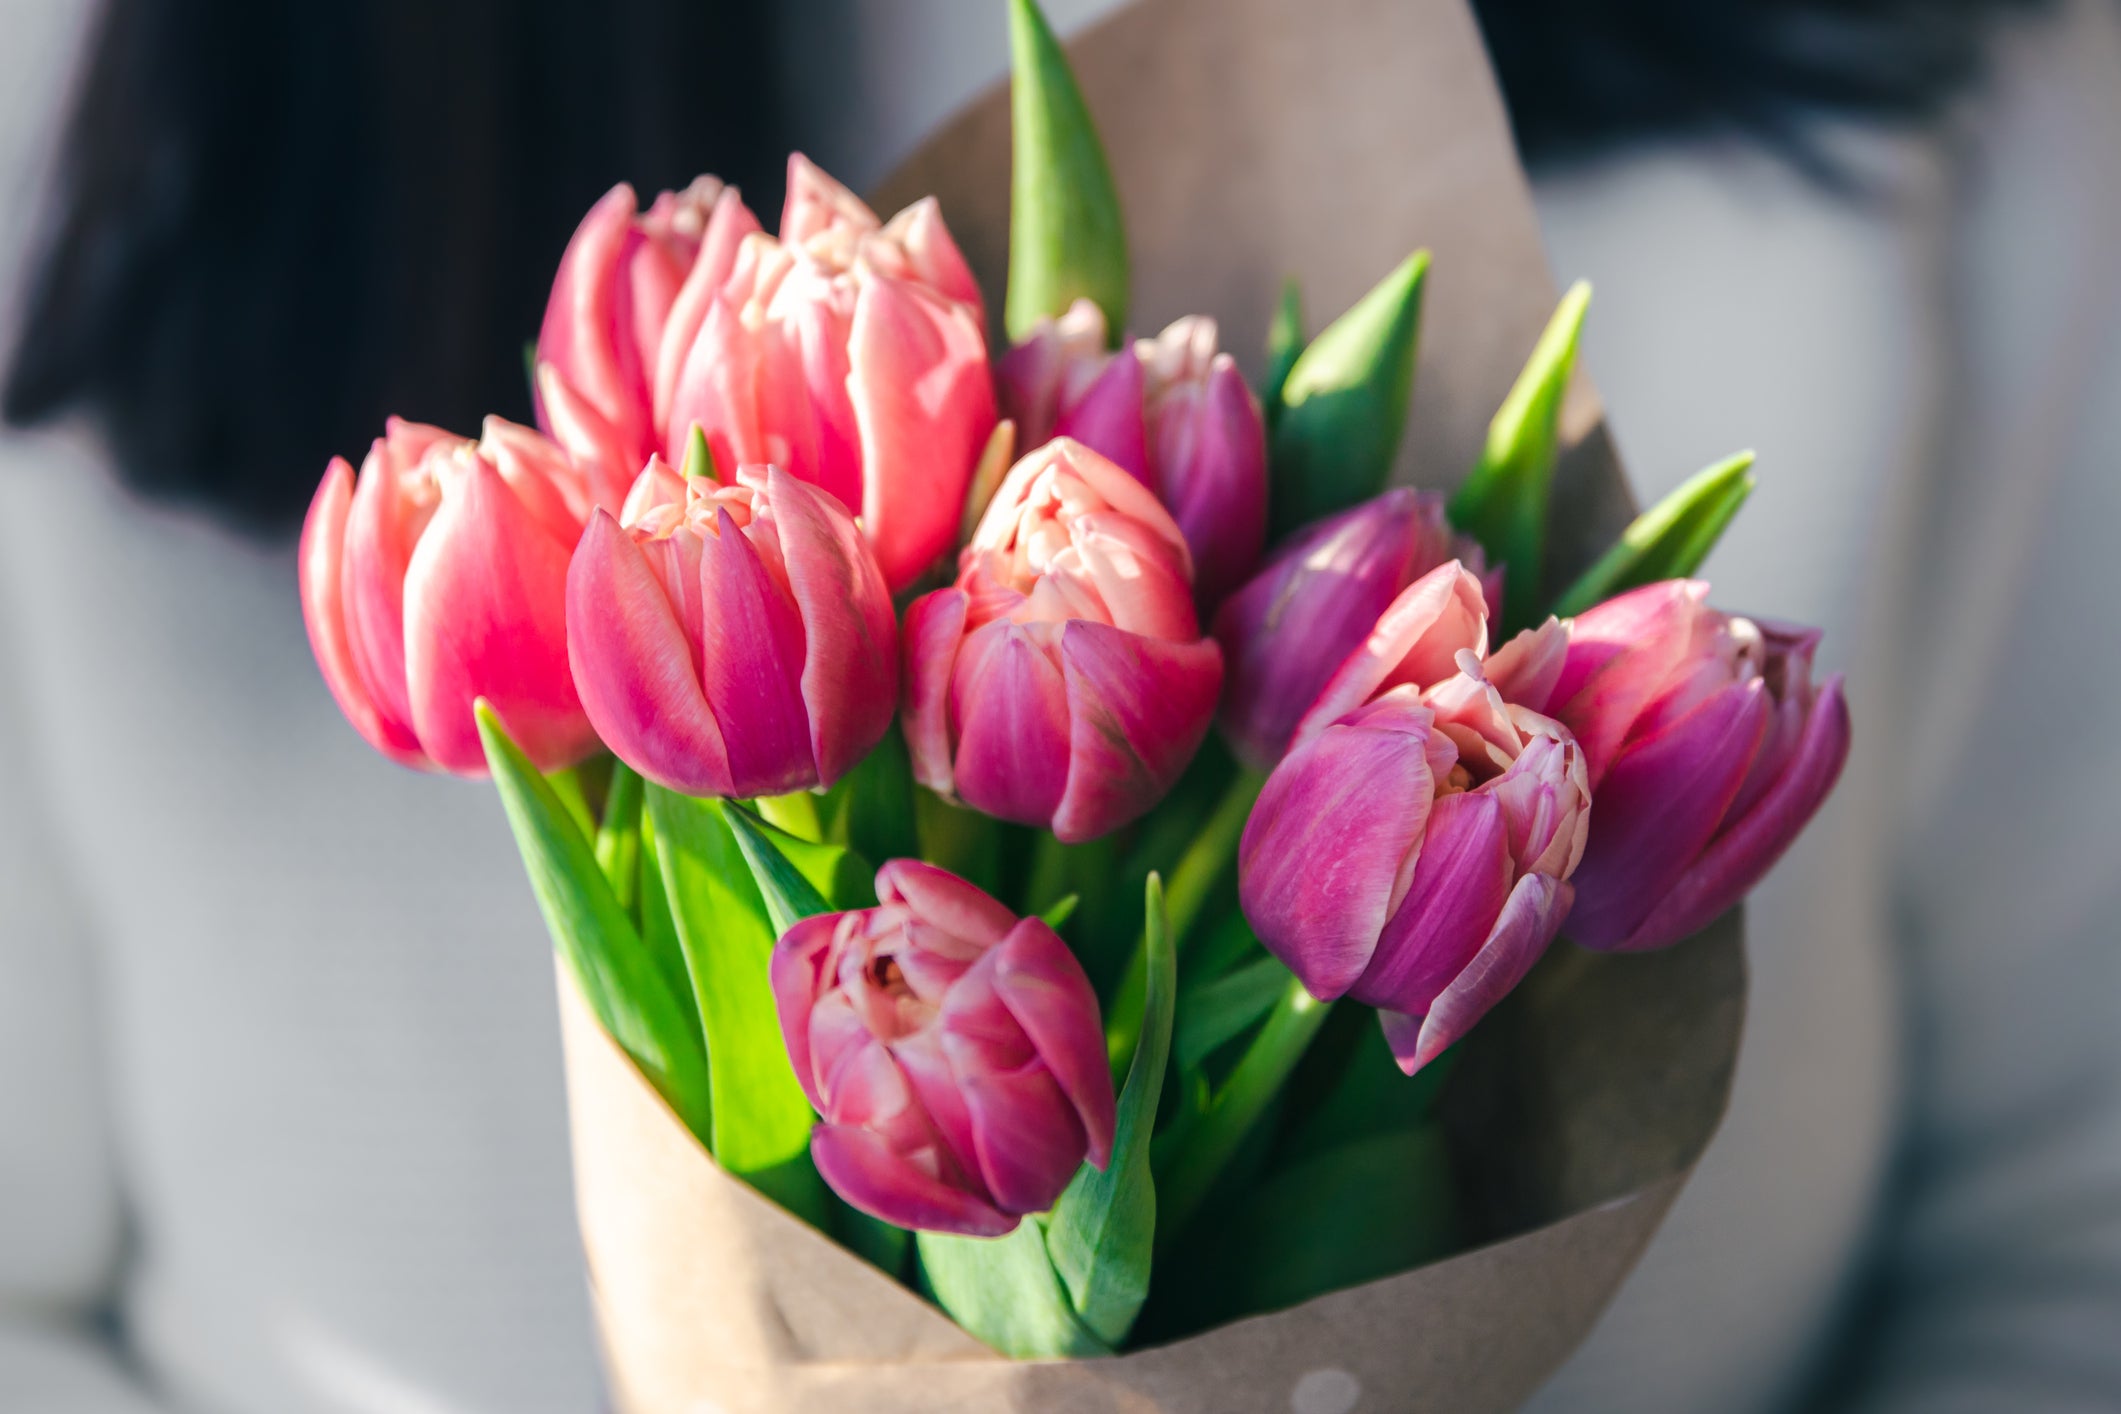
[561,0,1748,1409]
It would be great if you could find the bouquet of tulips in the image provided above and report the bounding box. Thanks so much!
[296,1,1848,1409]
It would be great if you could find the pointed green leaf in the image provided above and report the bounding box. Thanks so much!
[1038,893,1080,931]
[1006,0,1128,341]
[1174,953,1290,1075]
[680,423,717,480]
[1551,450,1757,618]
[593,759,644,914]
[643,785,830,1226]
[1262,277,1304,428]
[1268,251,1430,534]
[1044,874,1176,1347]
[918,1218,1109,1359]
[721,802,872,928]
[635,806,707,1075]
[1448,280,1592,631]
[476,705,711,1139]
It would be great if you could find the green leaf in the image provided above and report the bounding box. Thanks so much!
[721,802,871,932]
[1038,893,1080,931]
[918,1219,1109,1359]
[829,729,921,867]
[1447,280,1592,631]
[593,759,644,915]
[1268,250,1430,534]
[476,705,711,1140]
[1551,449,1757,617]
[1044,874,1177,1347]
[1219,1124,1460,1315]
[635,806,707,1075]
[1262,277,1303,428]
[642,785,830,1226]
[1175,953,1289,1075]
[680,423,717,480]
[1005,0,1128,342]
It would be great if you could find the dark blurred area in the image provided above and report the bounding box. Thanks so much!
[0,0,2042,539]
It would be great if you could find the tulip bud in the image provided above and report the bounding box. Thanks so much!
[1213,491,1495,770]
[299,417,602,776]
[565,460,898,800]
[903,438,1223,843]
[660,154,996,593]
[1240,656,1590,1076]
[1001,307,1268,609]
[1489,580,1850,952]
[771,860,1117,1236]
[536,177,762,508]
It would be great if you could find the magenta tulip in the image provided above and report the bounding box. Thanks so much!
[535,176,762,509]
[1488,580,1851,952]
[999,302,1267,610]
[656,154,996,592]
[1240,599,1591,1075]
[565,458,897,799]
[772,860,1116,1236]
[299,417,601,776]
[1213,489,1496,770]
[902,438,1224,843]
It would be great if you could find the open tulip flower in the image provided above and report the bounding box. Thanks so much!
[536,175,762,510]
[1241,560,1590,1075]
[299,416,602,776]
[1487,580,1851,952]
[771,860,1116,1236]
[565,458,898,800]
[1000,301,1268,607]
[1213,488,1496,770]
[902,438,1224,843]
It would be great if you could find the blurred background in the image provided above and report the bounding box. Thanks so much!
[1,0,2115,1411]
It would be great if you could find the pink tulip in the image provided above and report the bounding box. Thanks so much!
[299,417,601,776]
[565,458,897,799]
[999,302,1268,609]
[536,176,762,509]
[902,438,1224,843]
[1213,490,1496,770]
[772,860,1116,1236]
[1487,580,1850,952]
[658,155,995,592]
[1240,571,1591,1075]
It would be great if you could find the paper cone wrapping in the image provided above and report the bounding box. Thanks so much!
[561,1,1749,1409]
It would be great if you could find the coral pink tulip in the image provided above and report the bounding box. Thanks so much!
[565,459,897,799]
[535,176,762,509]
[999,302,1267,609]
[299,417,601,775]
[1213,490,1495,770]
[772,860,1116,1236]
[902,438,1223,843]
[1488,580,1851,952]
[1240,569,1590,1075]
[658,155,996,592]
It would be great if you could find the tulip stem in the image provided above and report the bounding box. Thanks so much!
[1153,972,1332,1252]
[1105,768,1267,1072]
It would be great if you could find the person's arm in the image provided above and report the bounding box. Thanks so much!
[0,454,172,1412]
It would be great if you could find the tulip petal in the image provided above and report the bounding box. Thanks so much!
[1551,579,1710,780]
[949,622,1072,829]
[695,506,818,797]
[989,920,1117,1169]
[299,458,428,767]
[1239,693,1441,1000]
[537,184,649,457]
[654,185,764,429]
[1052,621,1222,843]
[847,271,998,591]
[535,363,639,514]
[403,458,592,774]
[875,196,986,319]
[665,284,771,485]
[340,439,425,740]
[1353,791,1513,1014]
[901,589,970,797]
[1055,345,1148,482]
[567,511,734,795]
[1294,561,1489,748]
[765,468,898,788]
[770,913,840,1110]
[1615,674,1852,951]
[781,152,880,249]
[811,1123,1016,1238]
[1564,679,1771,948]
[879,861,1019,947]
[1161,357,1268,608]
[952,1041,1090,1215]
[1381,873,1570,1075]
